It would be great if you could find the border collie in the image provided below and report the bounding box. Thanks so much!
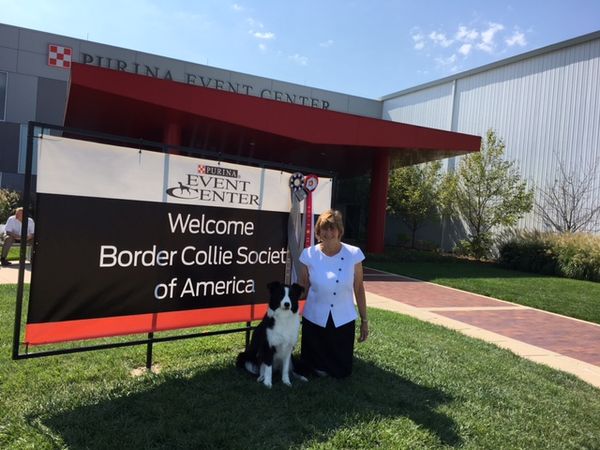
[236,281,307,388]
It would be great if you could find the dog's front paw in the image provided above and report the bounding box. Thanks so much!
[282,377,292,387]
[262,379,272,389]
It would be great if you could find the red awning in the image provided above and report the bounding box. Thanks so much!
[64,63,480,176]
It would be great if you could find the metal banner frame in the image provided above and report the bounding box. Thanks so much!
[12,121,336,368]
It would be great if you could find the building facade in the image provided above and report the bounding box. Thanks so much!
[3,22,596,250]
[1,22,479,253]
[0,22,385,190]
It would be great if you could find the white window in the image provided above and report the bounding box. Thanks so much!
[18,124,41,175]
[0,72,6,121]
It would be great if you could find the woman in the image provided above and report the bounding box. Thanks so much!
[298,209,368,378]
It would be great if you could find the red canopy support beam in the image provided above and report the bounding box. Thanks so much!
[367,150,391,254]
[163,121,182,154]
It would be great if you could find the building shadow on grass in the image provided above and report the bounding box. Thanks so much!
[38,358,461,449]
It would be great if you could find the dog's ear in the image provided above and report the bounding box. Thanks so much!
[267,281,281,292]
[289,283,304,299]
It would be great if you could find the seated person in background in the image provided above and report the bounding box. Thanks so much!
[1,207,34,266]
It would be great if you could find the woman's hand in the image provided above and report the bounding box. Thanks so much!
[354,262,368,342]
[358,319,369,342]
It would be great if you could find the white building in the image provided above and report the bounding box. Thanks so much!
[382,30,600,243]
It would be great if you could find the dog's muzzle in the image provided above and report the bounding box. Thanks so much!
[282,301,291,310]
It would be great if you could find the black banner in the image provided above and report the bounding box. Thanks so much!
[28,194,288,324]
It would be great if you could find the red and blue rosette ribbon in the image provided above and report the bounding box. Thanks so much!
[303,174,319,247]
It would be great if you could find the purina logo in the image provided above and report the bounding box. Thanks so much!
[48,44,72,69]
[197,164,238,178]
[166,164,258,206]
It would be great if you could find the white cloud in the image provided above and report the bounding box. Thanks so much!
[258,43,267,52]
[477,42,492,53]
[319,39,334,48]
[413,19,524,71]
[412,32,425,50]
[429,31,453,47]
[246,18,263,29]
[289,53,308,66]
[481,22,504,43]
[455,26,478,42]
[435,53,457,66]
[506,31,527,47]
[247,17,274,41]
[232,3,244,12]
[458,43,472,56]
[477,22,504,53]
[252,31,275,40]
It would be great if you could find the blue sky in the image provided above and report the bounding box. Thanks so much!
[1,0,599,98]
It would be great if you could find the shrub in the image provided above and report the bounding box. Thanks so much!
[396,233,410,247]
[0,189,21,224]
[498,230,600,282]
[454,233,494,260]
[552,233,600,282]
[416,239,439,252]
[498,230,558,275]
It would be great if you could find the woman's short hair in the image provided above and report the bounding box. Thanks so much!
[315,209,344,240]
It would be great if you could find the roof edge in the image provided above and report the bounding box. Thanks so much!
[67,63,481,153]
[380,29,600,100]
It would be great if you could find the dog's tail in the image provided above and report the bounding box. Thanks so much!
[236,352,259,375]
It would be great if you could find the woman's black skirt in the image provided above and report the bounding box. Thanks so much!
[301,314,355,378]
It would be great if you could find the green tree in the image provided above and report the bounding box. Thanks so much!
[0,189,21,224]
[387,160,443,248]
[444,129,534,259]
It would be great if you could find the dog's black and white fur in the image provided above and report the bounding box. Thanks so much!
[236,281,307,388]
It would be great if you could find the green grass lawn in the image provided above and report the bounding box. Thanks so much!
[1,284,600,449]
[6,247,23,261]
[366,251,600,325]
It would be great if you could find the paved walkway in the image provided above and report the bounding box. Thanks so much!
[1,263,598,388]
[0,262,31,284]
[363,267,600,388]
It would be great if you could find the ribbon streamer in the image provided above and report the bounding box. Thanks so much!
[303,174,319,248]
[287,172,305,283]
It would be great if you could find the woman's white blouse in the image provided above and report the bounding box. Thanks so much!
[299,243,365,328]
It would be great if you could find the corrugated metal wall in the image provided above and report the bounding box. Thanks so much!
[384,36,600,231]
[383,82,453,130]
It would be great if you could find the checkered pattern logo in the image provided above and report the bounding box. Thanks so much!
[197,165,206,174]
[48,44,72,69]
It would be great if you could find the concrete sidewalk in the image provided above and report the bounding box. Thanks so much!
[2,262,598,388]
[0,262,31,284]
[364,267,600,389]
